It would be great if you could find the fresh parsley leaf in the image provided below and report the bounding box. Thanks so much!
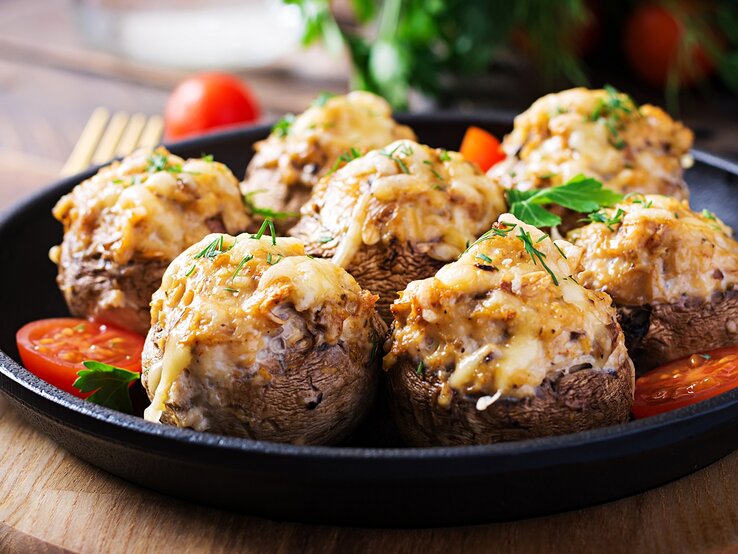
[507,175,623,227]
[438,149,451,162]
[584,207,625,231]
[243,190,299,219]
[201,153,214,162]
[74,361,140,414]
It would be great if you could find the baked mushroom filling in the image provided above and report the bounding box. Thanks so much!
[488,87,693,200]
[568,195,737,306]
[141,231,383,443]
[241,91,415,228]
[50,147,250,334]
[385,214,627,407]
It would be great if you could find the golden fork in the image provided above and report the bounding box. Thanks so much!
[60,108,164,176]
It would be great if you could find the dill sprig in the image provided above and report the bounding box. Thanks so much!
[516,227,559,286]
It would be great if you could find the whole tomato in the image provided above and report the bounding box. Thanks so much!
[164,73,260,140]
[623,3,715,87]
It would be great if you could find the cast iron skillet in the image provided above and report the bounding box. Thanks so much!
[2,113,738,528]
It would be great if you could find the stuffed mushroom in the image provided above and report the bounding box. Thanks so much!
[241,91,415,232]
[385,215,634,446]
[290,139,507,322]
[567,194,738,371]
[488,87,693,201]
[142,232,384,444]
[50,147,249,335]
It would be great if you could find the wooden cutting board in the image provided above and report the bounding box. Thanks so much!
[2,394,738,553]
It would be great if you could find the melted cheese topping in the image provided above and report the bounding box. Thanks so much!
[52,147,249,265]
[385,215,620,400]
[567,195,738,305]
[246,91,415,188]
[488,87,693,198]
[143,233,379,421]
[291,139,507,267]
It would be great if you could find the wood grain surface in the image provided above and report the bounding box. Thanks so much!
[3,392,738,554]
[3,1,738,552]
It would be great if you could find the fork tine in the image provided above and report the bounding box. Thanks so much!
[60,107,109,176]
[138,115,164,150]
[115,113,147,157]
[91,111,129,165]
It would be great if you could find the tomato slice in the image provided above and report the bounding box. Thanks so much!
[459,126,505,172]
[632,346,738,419]
[16,318,144,397]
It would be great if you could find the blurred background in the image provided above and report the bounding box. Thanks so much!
[1,0,737,205]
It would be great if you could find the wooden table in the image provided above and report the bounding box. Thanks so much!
[3,1,738,552]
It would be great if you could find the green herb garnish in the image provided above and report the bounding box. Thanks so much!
[516,227,558,285]
[416,361,424,377]
[508,174,623,228]
[476,253,494,263]
[382,143,412,174]
[231,255,254,280]
[702,209,717,221]
[201,153,214,162]
[584,207,625,231]
[74,361,140,414]
[588,85,638,150]
[272,114,295,138]
[185,265,196,277]
[319,235,334,243]
[243,190,299,220]
[250,219,278,245]
[438,149,451,162]
[327,147,362,175]
[194,235,227,259]
[224,287,239,293]
[312,91,336,107]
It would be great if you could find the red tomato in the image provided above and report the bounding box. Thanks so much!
[16,318,144,397]
[164,73,260,140]
[632,346,738,419]
[459,126,505,172]
[623,3,714,87]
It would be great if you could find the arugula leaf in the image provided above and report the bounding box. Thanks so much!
[507,175,623,227]
[74,361,140,414]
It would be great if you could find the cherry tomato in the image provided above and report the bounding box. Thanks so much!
[164,73,260,140]
[459,126,505,172]
[632,346,738,419]
[16,318,144,397]
[623,3,714,87]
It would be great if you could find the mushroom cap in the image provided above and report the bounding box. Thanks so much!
[142,233,385,444]
[241,91,415,233]
[384,214,634,445]
[488,87,693,200]
[568,195,738,370]
[51,147,249,334]
[290,139,507,322]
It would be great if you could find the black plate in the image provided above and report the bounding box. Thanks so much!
[2,113,738,528]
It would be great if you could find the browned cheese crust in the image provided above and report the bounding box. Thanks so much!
[290,140,507,323]
[488,87,693,202]
[384,215,634,446]
[50,147,250,335]
[241,91,415,233]
[141,235,385,445]
[567,195,738,371]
